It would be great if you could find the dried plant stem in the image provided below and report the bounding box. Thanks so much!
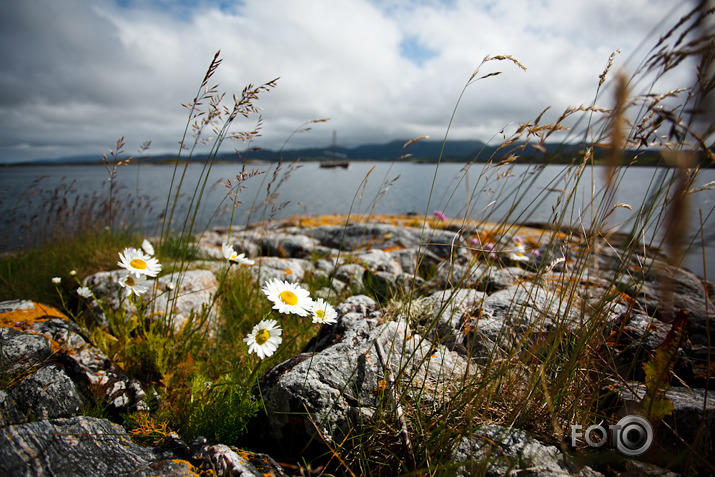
[374,335,417,472]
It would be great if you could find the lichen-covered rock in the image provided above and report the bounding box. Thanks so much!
[0,303,150,426]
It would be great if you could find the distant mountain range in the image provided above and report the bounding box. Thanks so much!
[16,139,587,166]
[237,138,571,162]
[11,138,685,166]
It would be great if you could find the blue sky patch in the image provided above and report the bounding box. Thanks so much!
[400,36,438,67]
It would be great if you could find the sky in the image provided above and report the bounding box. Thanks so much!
[0,0,698,164]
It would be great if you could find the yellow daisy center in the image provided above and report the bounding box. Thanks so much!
[316,309,325,320]
[279,290,298,306]
[125,276,136,287]
[129,258,147,270]
[255,328,270,345]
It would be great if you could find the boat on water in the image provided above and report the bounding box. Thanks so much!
[319,160,349,168]
[321,130,349,168]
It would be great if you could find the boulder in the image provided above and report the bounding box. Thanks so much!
[0,302,150,426]
[0,416,199,476]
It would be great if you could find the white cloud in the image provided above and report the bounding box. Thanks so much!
[0,0,697,163]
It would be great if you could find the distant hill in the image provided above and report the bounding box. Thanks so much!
[13,139,689,166]
[230,139,576,163]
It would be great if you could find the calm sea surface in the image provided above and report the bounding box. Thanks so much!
[2,161,713,278]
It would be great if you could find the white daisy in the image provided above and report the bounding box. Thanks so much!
[222,242,255,266]
[244,319,282,359]
[261,278,313,316]
[118,247,161,278]
[118,273,150,296]
[51,277,62,285]
[508,242,529,263]
[76,286,92,298]
[141,239,155,256]
[310,298,338,325]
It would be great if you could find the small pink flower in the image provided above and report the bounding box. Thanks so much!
[470,237,479,245]
[485,243,494,251]
[513,235,523,244]
[433,210,446,222]
[489,252,497,259]
[532,250,541,257]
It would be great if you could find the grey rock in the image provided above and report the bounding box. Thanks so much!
[1,316,150,425]
[389,247,420,275]
[154,269,220,332]
[615,257,714,341]
[307,222,465,262]
[422,288,487,350]
[197,443,261,476]
[613,383,715,456]
[452,424,593,477]
[85,269,220,333]
[2,364,83,426]
[260,232,320,258]
[0,416,199,477]
[308,223,421,251]
[0,299,38,314]
[481,266,532,292]
[425,261,488,290]
[314,257,342,274]
[0,326,52,375]
[334,263,366,291]
[252,257,313,284]
[260,316,471,449]
[465,282,579,360]
[198,227,261,259]
[363,269,398,300]
[354,249,402,275]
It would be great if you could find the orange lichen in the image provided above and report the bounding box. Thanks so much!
[0,302,67,331]
[371,379,388,394]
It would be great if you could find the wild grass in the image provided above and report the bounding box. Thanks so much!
[0,2,713,476]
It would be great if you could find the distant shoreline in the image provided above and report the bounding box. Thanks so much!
[1,154,706,168]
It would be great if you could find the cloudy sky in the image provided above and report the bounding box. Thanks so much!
[0,0,695,164]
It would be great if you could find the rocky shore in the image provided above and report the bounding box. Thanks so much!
[1,214,713,476]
